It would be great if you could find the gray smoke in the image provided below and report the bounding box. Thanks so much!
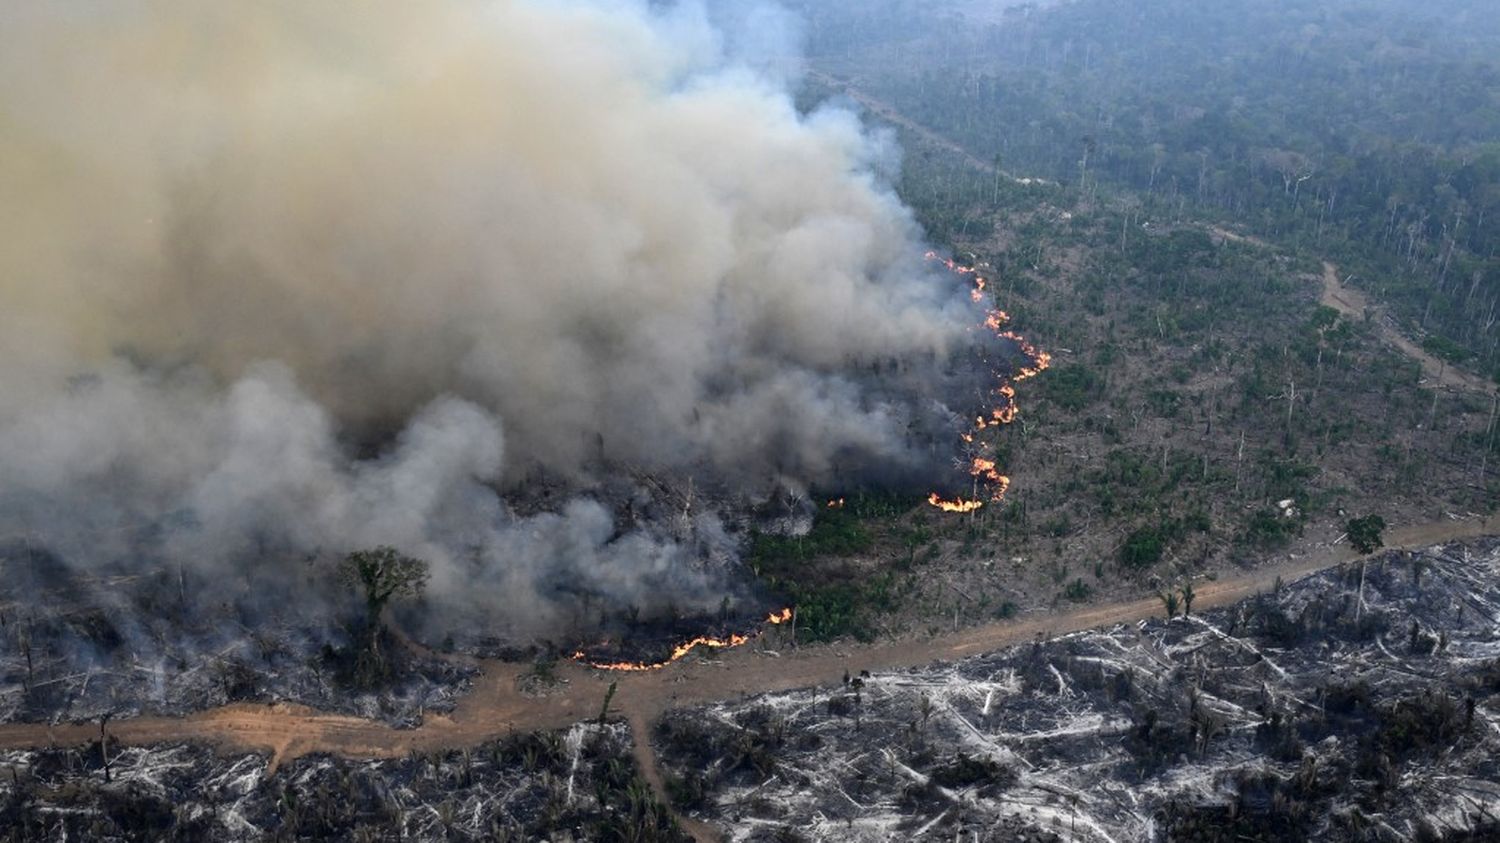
[0,0,978,642]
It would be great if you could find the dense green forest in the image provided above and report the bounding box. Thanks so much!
[795,0,1500,378]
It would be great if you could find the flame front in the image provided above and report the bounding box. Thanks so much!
[925,252,1049,513]
[927,493,985,514]
[571,608,793,671]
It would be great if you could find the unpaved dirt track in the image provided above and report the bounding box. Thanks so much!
[0,516,1492,759]
[0,518,1492,842]
[1319,261,1495,395]
[809,71,1486,398]
[1208,235,1493,396]
[6,86,1493,839]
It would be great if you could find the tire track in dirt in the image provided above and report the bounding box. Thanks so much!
[1206,228,1492,396]
[0,516,1493,842]
[1319,260,1494,395]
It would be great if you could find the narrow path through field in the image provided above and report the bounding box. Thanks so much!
[806,70,1048,188]
[812,69,1490,398]
[1209,229,1492,395]
[1319,261,1494,395]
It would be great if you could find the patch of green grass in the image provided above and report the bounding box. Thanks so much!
[747,496,920,643]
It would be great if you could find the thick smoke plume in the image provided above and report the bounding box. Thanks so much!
[0,1,977,643]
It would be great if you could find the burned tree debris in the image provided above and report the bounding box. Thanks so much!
[0,724,687,842]
[0,542,473,728]
[651,539,1500,840]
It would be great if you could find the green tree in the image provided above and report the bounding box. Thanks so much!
[1346,515,1386,555]
[1159,590,1180,619]
[1121,526,1165,568]
[1179,582,1196,616]
[340,546,429,671]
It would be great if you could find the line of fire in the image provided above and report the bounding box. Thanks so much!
[924,252,1051,514]
[572,256,1048,671]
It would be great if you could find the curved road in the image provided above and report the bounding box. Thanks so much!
[1319,261,1495,395]
[0,516,1492,763]
[0,516,1491,842]
[6,84,1492,843]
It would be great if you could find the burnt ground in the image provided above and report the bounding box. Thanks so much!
[652,537,1500,841]
[0,722,686,842]
[7,166,1496,736]
[0,531,1497,841]
[0,543,474,728]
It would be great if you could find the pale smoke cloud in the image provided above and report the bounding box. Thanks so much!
[0,1,974,639]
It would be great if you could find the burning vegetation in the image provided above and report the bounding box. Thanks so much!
[924,253,1052,514]
[569,609,794,673]
[0,0,1030,714]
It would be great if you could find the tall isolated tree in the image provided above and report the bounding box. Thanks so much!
[340,546,429,672]
[1079,134,1098,192]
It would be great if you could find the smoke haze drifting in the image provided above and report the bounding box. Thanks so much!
[0,1,979,641]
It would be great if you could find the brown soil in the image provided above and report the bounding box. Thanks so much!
[1319,261,1495,395]
[8,95,1493,842]
[0,516,1493,842]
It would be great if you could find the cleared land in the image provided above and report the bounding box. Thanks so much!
[0,516,1490,762]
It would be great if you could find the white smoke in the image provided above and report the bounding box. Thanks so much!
[0,0,977,640]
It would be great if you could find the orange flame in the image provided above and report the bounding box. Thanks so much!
[827,498,846,509]
[572,608,794,671]
[928,492,985,513]
[925,253,1049,513]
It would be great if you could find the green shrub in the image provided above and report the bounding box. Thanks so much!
[1120,526,1165,568]
[1346,514,1386,554]
[1063,578,1093,602]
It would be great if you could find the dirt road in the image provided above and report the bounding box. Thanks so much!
[806,70,1048,187]
[5,85,1493,839]
[808,71,1487,399]
[1,515,1492,761]
[0,516,1491,842]
[1206,234,1491,396]
[1319,261,1495,395]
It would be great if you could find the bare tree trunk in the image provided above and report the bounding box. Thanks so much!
[100,715,112,783]
[1480,394,1498,486]
[1355,560,1366,623]
[1235,431,1245,497]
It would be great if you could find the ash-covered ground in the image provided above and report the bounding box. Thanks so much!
[654,538,1500,842]
[0,542,474,728]
[0,722,685,842]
